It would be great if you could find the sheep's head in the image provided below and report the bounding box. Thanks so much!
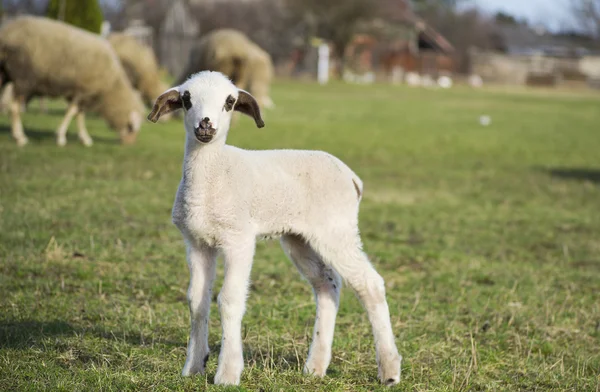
[120,110,143,145]
[147,71,264,144]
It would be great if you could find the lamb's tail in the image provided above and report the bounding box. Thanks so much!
[352,175,364,201]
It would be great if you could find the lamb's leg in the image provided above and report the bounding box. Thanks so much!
[311,233,402,386]
[76,112,93,147]
[9,97,27,146]
[214,238,256,386]
[182,242,218,376]
[56,100,79,147]
[280,234,341,377]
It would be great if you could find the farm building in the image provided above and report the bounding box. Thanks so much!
[284,9,455,84]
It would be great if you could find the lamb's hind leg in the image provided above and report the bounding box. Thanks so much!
[280,234,341,377]
[182,241,218,376]
[311,232,401,386]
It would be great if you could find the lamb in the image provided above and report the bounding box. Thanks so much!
[176,29,275,110]
[146,71,402,386]
[107,32,169,109]
[0,16,145,146]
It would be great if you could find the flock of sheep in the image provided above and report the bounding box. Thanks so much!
[0,16,275,146]
[1,16,403,388]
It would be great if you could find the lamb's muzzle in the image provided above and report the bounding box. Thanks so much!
[194,117,216,143]
[147,70,401,387]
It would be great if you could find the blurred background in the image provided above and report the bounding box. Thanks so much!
[1,0,599,89]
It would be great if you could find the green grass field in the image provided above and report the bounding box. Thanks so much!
[1,81,599,391]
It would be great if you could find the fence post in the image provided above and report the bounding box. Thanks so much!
[318,43,329,85]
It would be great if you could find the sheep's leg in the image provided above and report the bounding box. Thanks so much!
[214,238,256,386]
[311,234,402,386]
[280,234,340,377]
[9,97,27,146]
[76,112,93,147]
[56,100,79,147]
[182,242,218,376]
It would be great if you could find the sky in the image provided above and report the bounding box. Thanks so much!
[466,0,576,31]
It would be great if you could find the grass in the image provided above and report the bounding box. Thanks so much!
[1,81,599,391]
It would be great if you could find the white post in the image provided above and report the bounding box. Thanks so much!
[317,43,330,85]
[101,21,111,38]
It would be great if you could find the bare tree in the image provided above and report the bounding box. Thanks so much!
[571,0,600,38]
[419,6,505,72]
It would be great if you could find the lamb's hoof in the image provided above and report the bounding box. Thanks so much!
[16,137,28,147]
[57,137,67,147]
[214,370,241,386]
[181,353,209,376]
[181,365,204,377]
[214,362,242,386]
[303,357,328,377]
[379,353,402,387]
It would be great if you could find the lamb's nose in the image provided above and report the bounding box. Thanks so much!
[200,117,212,129]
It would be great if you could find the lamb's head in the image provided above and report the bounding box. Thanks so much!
[147,71,264,144]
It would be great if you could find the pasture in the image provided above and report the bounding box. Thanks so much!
[1,81,599,391]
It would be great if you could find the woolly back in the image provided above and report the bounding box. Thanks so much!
[108,33,167,106]
[176,29,253,86]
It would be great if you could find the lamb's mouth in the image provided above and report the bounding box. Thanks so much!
[194,127,216,143]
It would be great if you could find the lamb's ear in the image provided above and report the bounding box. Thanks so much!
[235,89,265,128]
[147,88,182,123]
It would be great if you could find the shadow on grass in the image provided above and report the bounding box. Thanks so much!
[540,167,600,184]
[0,319,182,350]
[0,125,118,145]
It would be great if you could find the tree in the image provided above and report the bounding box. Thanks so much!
[495,11,520,26]
[46,0,104,34]
[286,0,377,64]
[571,0,600,38]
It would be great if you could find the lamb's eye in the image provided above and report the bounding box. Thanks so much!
[224,95,236,112]
[182,90,192,110]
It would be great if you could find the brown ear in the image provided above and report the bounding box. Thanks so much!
[234,90,265,128]
[147,89,182,123]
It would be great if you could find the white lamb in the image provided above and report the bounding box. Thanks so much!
[147,71,401,386]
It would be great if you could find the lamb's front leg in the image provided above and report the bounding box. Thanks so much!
[182,242,217,376]
[214,238,256,386]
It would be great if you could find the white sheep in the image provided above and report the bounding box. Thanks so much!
[0,16,144,146]
[147,71,402,386]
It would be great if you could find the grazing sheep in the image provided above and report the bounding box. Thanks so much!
[0,16,145,146]
[147,71,402,386]
[107,32,169,108]
[176,29,275,110]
